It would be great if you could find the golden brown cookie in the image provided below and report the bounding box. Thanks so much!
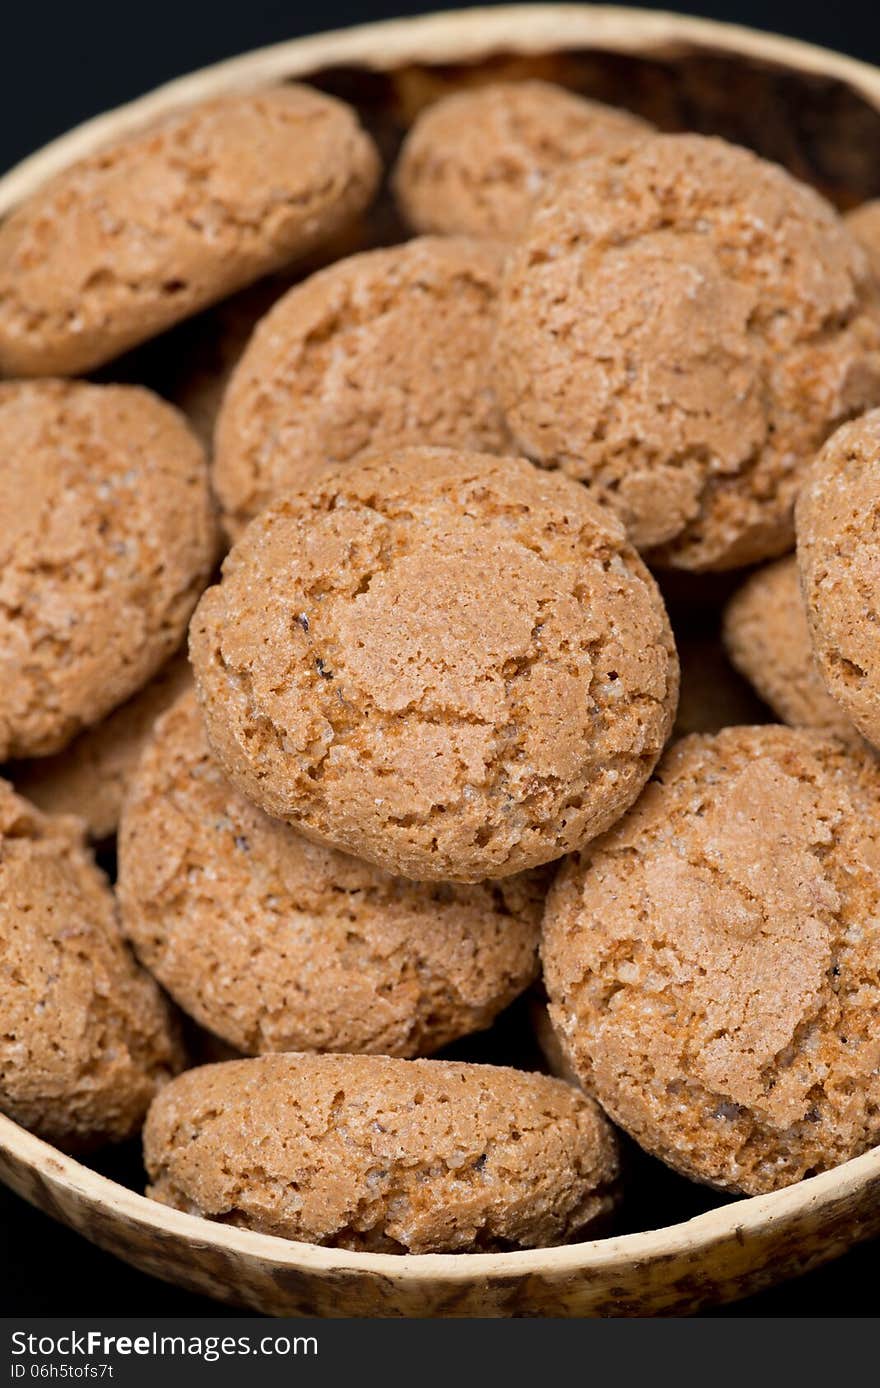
[0,781,182,1150]
[495,134,880,570]
[796,409,880,749]
[118,690,544,1057]
[190,447,679,883]
[0,86,380,377]
[144,1053,619,1251]
[543,725,880,1195]
[846,200,880,283]
[10,654,192,840]
[0,381,215,761]
[213,237,510,537]
[394,80,650,240]
[723,556,862,748]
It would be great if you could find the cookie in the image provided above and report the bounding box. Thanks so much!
[118,690,544,1057]
[0,86,380,376]
[543,725,880,1194]
[846,200,880,283]
[159,216,387,453]
[11,653,192,840]
[796,409,880,748]
[190,447,679,882]
[723,556,862,748]
[394,80,650,240]
[0,381,215,760]
[213,237,510,537]
[0,781,181,1150]
[495,134,880,570]
[144,1053,619,1251]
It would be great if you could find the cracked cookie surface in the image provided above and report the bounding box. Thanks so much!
[723,556,862,749]
[495,134,880,570]
[190,447,678,882]
[0,381,215,760]
[119,690,544,1057]
[10,653,192,840]
[0,86,380,376]
[144,1053,619,1251]
[213,237,510,537]
[0,781,182,1150]
[394,80,650,240]
[797,409,880,749]
[542,725,880,1194]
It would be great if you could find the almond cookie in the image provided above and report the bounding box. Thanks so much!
[0,381,215,760]
[213,237,510,537]
[0,86,380,377]
[796,409,880,748]
[11,653,192,840]
[495,134,880,570]
[394,80,650,240]
[543,725,880,1195]
[144,1053,619,1251]
[190,447,679,883]
[118,690,544,1057]
[723,556,862,749]
[846,200,880,282]
[0,781,182,1150]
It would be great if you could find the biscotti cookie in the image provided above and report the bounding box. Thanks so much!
[543,725,880,1195]
[723,556,862,748]
[190,447,679,882]
[118,690,544,1057]
[144,1054,619,1251]
[0,381,215,760]
[0,86,380,376]
[846,200,880,282]
[495,134,880,570]
[11,653,192,840]
[213,237,510,537]
[394,80,650,240]
[0,782,181,1149]
[796,409,880,748]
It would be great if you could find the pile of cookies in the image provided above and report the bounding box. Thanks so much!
[2,73,880,1256]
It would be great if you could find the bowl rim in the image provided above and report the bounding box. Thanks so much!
[2,1,880,1287]
[3,2,880,215]
[4,1108,880,1279]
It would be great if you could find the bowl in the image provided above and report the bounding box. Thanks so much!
[3,4,880,1317]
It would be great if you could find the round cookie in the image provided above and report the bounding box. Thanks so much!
[495,133,880,570]
[144,1053,619,1252]
[797,409,880,749]
[190,447,679,883]
[393,80,650,240]
[0,380,215,761]
[213,237,510,537]
[0,781,182,1150]
[11,653,192,840]
[0,86,380,377]
[723,556,862,749]
[846,200,880,283]
[118,689,544,1057]
[543,725,880,1195]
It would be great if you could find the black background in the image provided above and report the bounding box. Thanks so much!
[2,0,880,1319]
